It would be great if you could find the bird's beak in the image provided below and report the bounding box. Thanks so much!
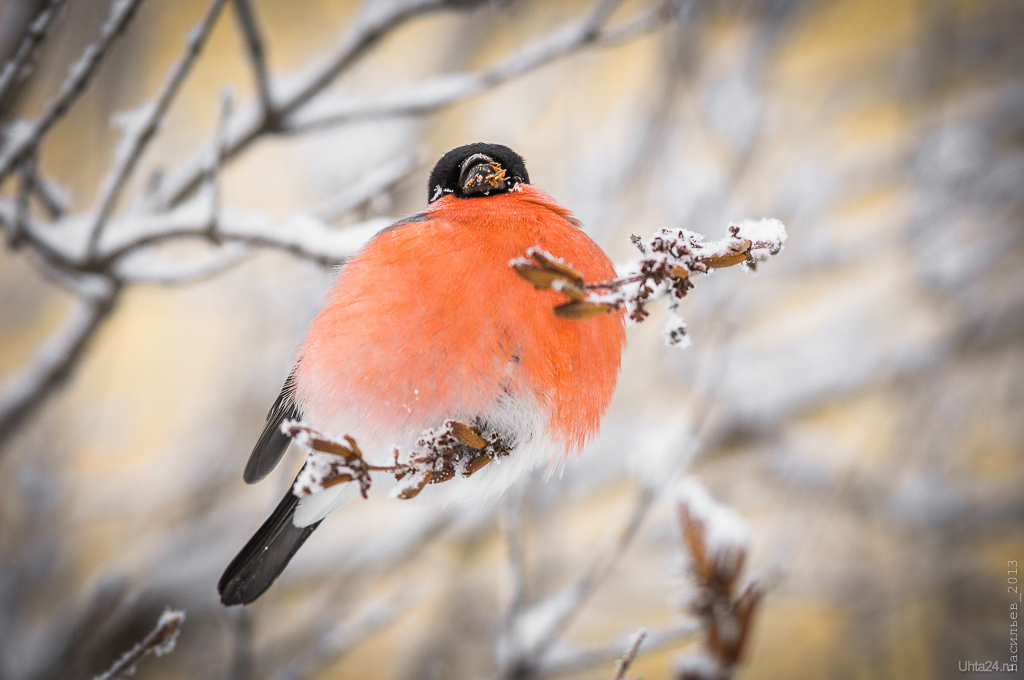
[459,154,510,196]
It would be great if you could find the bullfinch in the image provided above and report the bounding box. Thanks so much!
[218,143,626,606]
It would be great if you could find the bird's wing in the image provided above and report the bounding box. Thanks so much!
[243,376,301,484]
[218,487,321,605]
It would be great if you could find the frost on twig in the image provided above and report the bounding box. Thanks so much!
[512,218,787,348]
[673,478,763,680]
[93,608,185,680]
[611,628,647,680]
[283,419,511,501]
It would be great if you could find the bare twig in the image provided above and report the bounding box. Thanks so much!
[93,609,185,680]
[0,0,69,112]
[0,0,147,182]
[225,608,254,680]
[273,596,410,680]
[501,491,529,621]
[231,0,275,120]
[34,576,132,680]
[0,280,118,452]
[497,486,658,678]
[86,0,231,258]
[612,629,648,680]
[537,624,698,677]
[314,152,420,223]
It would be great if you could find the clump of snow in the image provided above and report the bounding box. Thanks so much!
[501,587,580,661]
[293,450,352,497]
[111,101,156,167]
[674,652,724,680]
[663,301,691,348]
[152,609,185,656]
[388,468,431,500]
[675,477,752,554]
[730,218,787,260]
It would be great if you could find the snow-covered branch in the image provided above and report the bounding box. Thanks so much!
[672,478,763,680]
[0,283,118,451]
[0,0,69,112]
[286,0,666,133]
[230,0,275,120]
[86,0,231,257]
[92,609,184,680]
[149,0,495,210]
[514,218,787,347]
[285,419,511,501]
[495,486,658,679]
[0,0,147,182]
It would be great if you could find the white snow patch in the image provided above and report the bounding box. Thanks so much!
[675,477,751,554]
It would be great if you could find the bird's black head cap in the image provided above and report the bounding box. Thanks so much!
[428,143,529,203]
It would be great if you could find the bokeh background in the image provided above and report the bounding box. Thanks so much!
[0,0,1022,678]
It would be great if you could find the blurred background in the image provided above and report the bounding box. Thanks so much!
[0,0,1022,678]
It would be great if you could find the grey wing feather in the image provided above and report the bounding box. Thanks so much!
[243,377,300,484]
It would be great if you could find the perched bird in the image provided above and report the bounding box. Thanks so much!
[218,143,626,606]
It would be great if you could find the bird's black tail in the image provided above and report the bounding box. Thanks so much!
[218,490,322,606]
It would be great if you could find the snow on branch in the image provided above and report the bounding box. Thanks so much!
[0,0,147,182]
[150,0,495,210]
[287,0,665,133]
[92,608,184,680]
[87,0,231,257]
[283,419,512,501]
[611,628,648,680]
[0,285,118,452]
[513,218,787,347]
[0,0,70,112]
[230,0,275,120]
[673,477,763,680]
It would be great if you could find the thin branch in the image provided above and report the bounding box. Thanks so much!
[274,596,410,680]
[86,0,231,258]
[0,193,387,270]
[28,171,69,219]
[0,0,70,112]
[314,151,420,223]
[537,624,699,677]
[274,0,490,119]
[0,0,147,182]
[9,151,36,247]
[206,88,234,238]
[93,609,185,680]
[97,205,388,266]
[225,608,254,680]
[113,244,250,284]
[231,0,275,119]
[497,486,658,678]
[501,491,528,621]
[0,280,118,452]
[33,576,132,680]
[151,0,491,210]
[541,486,657,649]
[612,629,647,680]
[286,0,660,133]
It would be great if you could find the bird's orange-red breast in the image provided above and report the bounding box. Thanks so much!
[219,143,625,606]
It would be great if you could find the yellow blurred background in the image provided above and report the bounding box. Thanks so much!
[0,0,1021,678]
